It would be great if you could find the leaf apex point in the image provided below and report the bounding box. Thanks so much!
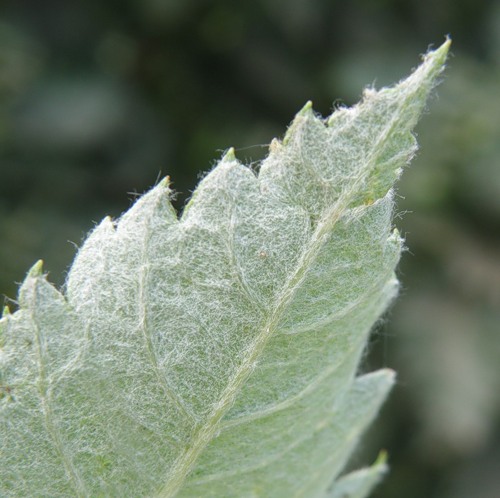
[3,43,444,494]
[425,37,451,67]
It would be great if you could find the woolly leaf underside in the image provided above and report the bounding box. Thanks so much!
[0,41,449,498]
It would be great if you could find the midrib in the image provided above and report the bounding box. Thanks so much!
[156,195,349,498]
[156,95,409,497]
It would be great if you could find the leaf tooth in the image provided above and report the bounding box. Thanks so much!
[221,147,237,163]
[19,264,67,312]
[268,137,282,154]
[16,260,46,309]
[297,100,314,117]
[101,215,116,230]
[158,175,171,188]
[27,259,44,278]
[118,179,178,232]
[327,451,388,498]
[283,100,317,146]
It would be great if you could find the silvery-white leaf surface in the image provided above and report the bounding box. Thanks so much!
[0,40,449,497]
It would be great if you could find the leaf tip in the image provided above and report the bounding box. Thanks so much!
[415,37,451,87]
[426,36,451,66]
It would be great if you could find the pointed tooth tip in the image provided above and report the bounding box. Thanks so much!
[375,450,389,466]
[384,367,397,381]
[269,138,281,153]
[283,101,314,145]
[375,367,397,387]
[2,305,10,317]
[297,100,314,116]
[222,147,236,162]
[28,260,44,278]
[105,215,119,228]
[439,36,452,52]
[426,37,451,65]
[158,176,171,188]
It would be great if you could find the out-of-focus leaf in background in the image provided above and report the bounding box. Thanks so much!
[1,1,499,497]
[395,57,500,458]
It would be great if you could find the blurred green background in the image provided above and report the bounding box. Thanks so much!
[1,1,499,497]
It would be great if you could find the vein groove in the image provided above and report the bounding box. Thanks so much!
[31,283,87,497]
[137,215,196,427]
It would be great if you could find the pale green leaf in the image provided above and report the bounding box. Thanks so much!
[327,452,388,498]
[0,40,449,497]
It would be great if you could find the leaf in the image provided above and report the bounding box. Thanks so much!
[0,40,449,497]
[327,452,388,498]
